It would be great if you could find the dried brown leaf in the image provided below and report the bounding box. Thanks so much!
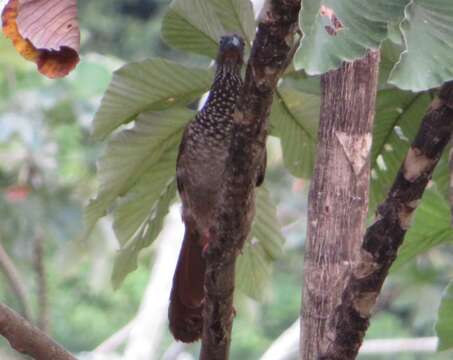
[2,0,80,78]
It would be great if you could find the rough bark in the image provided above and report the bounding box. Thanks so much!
[302,81,453,360]
[0,241,32,320]
[200,0,301,359]
[0,302,76,360]
[301,51,381,359]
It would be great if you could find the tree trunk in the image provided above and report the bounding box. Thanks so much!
[301,51,380,359]
[200,0,301,359]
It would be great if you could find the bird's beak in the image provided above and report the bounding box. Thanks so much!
[219,35,244,63]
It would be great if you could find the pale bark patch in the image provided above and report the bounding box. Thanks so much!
[398,200,419,230]
[353,292,378,317]
[403,147,437,182]
[336,131,372,176]
[353,253,379,278]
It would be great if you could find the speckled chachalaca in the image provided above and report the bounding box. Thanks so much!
[169,34,266,342]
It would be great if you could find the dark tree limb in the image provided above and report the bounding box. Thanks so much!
[311,82,453,360]
[0,241,32,321]
[0,302,76,360]
[200,1,301,359]
[301,51,381,359]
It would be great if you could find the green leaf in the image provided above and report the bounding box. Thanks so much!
[85,108,193,237]
[161,0,256,57]
[161,0,225,58]
[253,187,285,260]
[389,0,453,91]
[210,0,256,45]
[92,59,211,140]
[370,91,431,209]
[378,40,405,90]
[236,240,273,300]
[112,178,177,288]
[392,189,453,269]
[237,187,285,300]
[297,0,407,75]
[113,150,177,246]
[270,88,319,178]
[436,281,453,351]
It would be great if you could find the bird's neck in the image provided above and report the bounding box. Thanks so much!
[202,64,242,116]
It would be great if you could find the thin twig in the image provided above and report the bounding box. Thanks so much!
[34,229,49,333]
[200,1,301,359]
[0,240,32,320]
[0,302,76,360]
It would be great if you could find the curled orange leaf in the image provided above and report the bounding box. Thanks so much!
[2,0,80,78]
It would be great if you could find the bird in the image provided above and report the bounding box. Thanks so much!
[168,34,266,342]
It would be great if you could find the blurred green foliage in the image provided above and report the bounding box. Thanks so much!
[78,0,171,60]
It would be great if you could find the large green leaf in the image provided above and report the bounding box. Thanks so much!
[270,88,319,178]
[112,178,177,288]
[113,150,177,246]
[370,91,431,209]
[436,281,453,351]
[85,108,193,237]
[297,0,407,75]
[237,187,285,300]
[161,0,225,58]
[92,59,211,140]
[389,0,453,91]
[236,240,273,300]
[161,0,256,57]
[392,189,453,269]
[210,0,256,45]
[298,0,453,91]
[252,187,285,260]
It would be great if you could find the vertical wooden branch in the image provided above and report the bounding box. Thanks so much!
[200,0,301,359]
[301,51,381,359]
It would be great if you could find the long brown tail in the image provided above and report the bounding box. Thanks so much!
[169,225,205,342]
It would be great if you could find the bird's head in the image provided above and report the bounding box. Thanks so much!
[216,34,245,72]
